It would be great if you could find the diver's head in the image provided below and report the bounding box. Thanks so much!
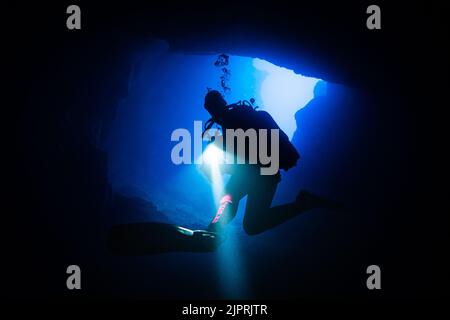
[204,90,227,118]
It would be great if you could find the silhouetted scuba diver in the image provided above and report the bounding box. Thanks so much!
[202,90,340,235]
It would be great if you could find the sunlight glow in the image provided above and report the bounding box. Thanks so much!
[253,58,321,139]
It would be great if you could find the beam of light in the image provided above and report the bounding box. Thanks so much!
[253,58,322,139]
[201,143,225,206]
[197,142,247,298]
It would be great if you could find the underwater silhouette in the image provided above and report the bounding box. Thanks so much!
[107,194,226,255]
[108,222,224,255]
[202,90,343,235]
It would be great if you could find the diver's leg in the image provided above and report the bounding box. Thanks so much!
[242,176,279,235]
[207,175,247,232]
[244,185,343,235]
